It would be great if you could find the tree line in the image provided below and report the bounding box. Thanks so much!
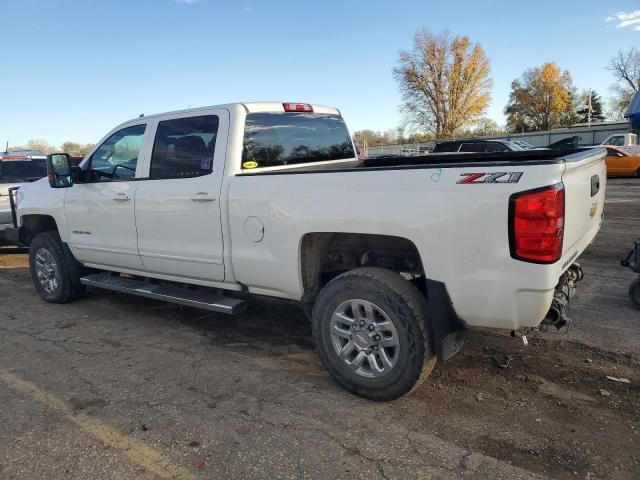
[355,29,634,145]
[6,139,96,157]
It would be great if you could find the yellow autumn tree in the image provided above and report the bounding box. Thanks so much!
[505,62,575,131]
[394,30,493,138]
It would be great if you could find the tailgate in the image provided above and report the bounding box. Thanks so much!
[560,148,607,266]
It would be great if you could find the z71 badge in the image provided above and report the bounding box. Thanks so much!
[457,172,523,184]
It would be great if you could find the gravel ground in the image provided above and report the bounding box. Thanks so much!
[0,178,638,480]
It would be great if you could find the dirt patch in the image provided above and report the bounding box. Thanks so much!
[0,251,28,268]
[395,332,640,479]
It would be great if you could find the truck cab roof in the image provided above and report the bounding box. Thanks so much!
[126,102,341,125]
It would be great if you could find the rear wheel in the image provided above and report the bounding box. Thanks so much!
[628,278,640,309]
[312,267,434,401]
[29,230,85,303]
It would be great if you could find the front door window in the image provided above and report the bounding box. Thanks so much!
[89,124,146,181]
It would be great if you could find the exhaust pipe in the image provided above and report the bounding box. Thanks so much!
[542,266,578,330]
[544,294,569,329]
[567,262,584,283]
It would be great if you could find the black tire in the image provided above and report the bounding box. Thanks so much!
[312,267,434,401]
[29,230,85,303]
[636,168,640,178]
[628,278,640,309]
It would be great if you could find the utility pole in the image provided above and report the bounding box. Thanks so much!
[587,89,593,128]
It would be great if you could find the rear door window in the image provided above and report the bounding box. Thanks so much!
[484,143,508,153]
[149,115,219,179]
[459,143,485,153]
[432,142,460,153]
[242,113,355,169]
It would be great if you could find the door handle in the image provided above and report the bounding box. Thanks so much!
[190,192,217,202]
[113,193,131,201]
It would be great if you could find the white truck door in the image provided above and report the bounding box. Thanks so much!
[134,110,227,282]
[65,123,148,270]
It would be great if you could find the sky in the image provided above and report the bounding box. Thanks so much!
[1,0,639,147]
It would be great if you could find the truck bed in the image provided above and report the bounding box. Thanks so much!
[360,148,593,168]
[239,148,602,175]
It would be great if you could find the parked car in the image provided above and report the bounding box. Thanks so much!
[432,139,525,153]
[6,101,606,400]
[600,133,640,156]
[548,136,581,149]
[603,146,640,177]
[601,132,637,147]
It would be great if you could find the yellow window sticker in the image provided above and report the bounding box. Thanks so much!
[243,161,258,169]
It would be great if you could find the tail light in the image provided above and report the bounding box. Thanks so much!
[283,102,313,112]
[509,183,565,264]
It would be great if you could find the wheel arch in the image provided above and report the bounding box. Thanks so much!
[20,214,61,246]
[299,232,465,361]
[299,232,425,304]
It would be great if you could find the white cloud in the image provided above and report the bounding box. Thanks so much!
[605,10,640,30]
[175,0,201,4]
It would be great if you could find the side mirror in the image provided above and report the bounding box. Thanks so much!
[47,153,73,188]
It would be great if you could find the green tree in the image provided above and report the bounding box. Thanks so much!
[394,29,492,138]
[576,90,605,123]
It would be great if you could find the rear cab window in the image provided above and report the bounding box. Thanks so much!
[242,112,355,170]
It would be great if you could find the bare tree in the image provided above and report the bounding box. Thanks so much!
[26,139,55,154]
[608,48,640,92]
[607,48,640,118]
[394,29,492,138]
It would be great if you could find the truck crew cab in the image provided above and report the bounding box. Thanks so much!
[7,102,606,400]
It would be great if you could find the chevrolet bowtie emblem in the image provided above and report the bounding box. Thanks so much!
[589,201,598,218]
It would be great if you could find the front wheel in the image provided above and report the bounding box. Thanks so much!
[29,230,85,303]
[312,267,434,401]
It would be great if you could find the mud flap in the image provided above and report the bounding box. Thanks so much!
[425,279,466,361]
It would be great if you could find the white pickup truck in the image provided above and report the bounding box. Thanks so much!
[6,102,606,400]
[601,132,640,156]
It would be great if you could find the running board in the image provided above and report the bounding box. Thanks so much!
[80,273,247,315]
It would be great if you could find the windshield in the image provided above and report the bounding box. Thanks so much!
[0,159,47,183]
